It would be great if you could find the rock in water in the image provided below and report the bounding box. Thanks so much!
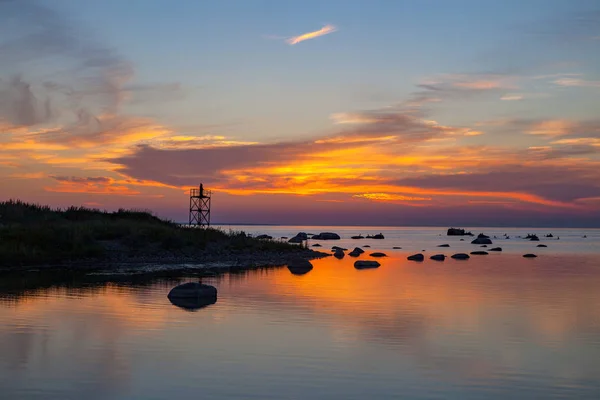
[470,251,488,255]
[334,249,345,259]
[354,260,381,269]
[393,246,402,249]
[351,235,364,239]
[523,254,537,258]
[288,236,304,243]
[369,252,387,257]
[349,247,365,256]
[451,253,470,260]
[363,245,371,248]
[312,243,322,247]
[407,253,424,261]
[471,237,492,245]
[430,254,446,261]
[312,232,341,240]
[287,259,314,275]
[255,234,273,240]
[437,244,450,247]
[489,247,503,252]
[536,244,547,248]
[447,228,473,236]
[168,282,218,300]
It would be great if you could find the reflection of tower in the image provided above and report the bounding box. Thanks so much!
[189,184,211,227]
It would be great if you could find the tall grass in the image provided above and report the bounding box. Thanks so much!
[0,200,304,267]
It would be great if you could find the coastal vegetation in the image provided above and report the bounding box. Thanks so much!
[0,200,322,269]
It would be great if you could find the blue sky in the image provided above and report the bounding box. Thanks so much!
[2,0,600,226]
[42,0,600,137]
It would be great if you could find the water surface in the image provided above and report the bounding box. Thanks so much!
[1,226,600,399]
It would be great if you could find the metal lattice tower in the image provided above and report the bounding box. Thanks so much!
[189,184,211,227]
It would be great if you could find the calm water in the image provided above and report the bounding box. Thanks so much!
[1,226,600,399]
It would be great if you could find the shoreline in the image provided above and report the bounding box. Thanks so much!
[0,248,331,275]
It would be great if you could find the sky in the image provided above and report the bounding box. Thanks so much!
[1,0,600,227]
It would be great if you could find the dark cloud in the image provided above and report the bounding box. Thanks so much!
[0,0,181,139]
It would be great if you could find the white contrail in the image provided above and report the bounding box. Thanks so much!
[286,24,337,45]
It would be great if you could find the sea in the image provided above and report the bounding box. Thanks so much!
[1,226,599,400]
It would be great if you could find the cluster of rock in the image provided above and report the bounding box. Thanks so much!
[447,228,474,236]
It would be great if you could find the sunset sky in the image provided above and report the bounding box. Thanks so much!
[1,0,600,226]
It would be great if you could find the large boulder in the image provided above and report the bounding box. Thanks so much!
[312,232,341,240]
[430,254,446,261]
[451,253,470,260]
[407,253,424,261]
[287,258,314,275]
[168,282,218,300]
[354,260,381,269]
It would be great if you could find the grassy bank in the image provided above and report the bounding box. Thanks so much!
[0,200,319,269]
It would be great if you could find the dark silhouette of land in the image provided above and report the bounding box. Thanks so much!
[0,200,326,270]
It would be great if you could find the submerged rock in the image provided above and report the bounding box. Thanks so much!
[332,246,347,251]
[354,260,380,269]
[363,245,371,248]
[287,258,314,275]
[369,252,387,257]
[430,254,446,261]
[451,253,470,260]
[470,251,488,255]
[480,245,488,248]
[536,244,547,248]
[437,244,450,247]
[523,253,537,258]
[393,246,402,249]
[489,247,503,251]
[168,295,217,311]
[407,253,424,261]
